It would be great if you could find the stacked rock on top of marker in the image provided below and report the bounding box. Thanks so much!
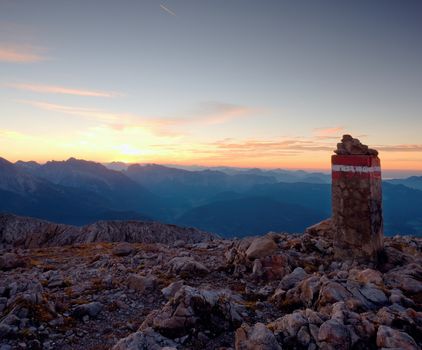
[331,135,383,263]
[334,134,378,156]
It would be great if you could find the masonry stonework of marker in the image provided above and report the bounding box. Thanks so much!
[331,135,384,262]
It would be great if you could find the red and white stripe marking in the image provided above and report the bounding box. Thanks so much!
[331,155,381,179]
[332,164,381,173]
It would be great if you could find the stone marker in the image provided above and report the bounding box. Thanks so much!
[332,135,383,262]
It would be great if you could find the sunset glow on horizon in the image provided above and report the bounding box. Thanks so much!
[1,1,421,174]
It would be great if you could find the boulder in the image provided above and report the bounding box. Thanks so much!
[269,311,308,337]
[0,253,26,270]
[143,286,243,338]
[127,274,157,293]
[296,325,312,346]
[112,327,178,350]
[359,283,388,305]
[305,219,334,239]
[275,276,321,310]
[318,319,351,349]
[161,281,184,300]
[376,325,418,350]
[384,264,422,294]
[317,281,351,307]
[112,242,135,256]
[350,268,383,286]
[260,254,290,281]
[168,257,209,276]
[71,302,103,319]
[172,239,185,248]
[279,267,308,290]
[245,236,278,260]
[235,323,281,350]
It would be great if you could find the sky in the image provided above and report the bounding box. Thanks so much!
[0,0,421,172]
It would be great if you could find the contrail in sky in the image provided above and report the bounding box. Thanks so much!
[160,4,176,16]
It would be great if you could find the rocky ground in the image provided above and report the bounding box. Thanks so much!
[0,218,421,350]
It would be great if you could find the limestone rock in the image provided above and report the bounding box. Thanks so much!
[305,219,334,239]
[318,319,351,349]
[161,281,184,300]
[143,286,243,338]
[279,267,308,290]
[112,327,178,350]
[127,274,157,293]
[384,263,422,294]
[269,311,308,337]
[0,253,26,270]
[71,302,103,319]
[0,216,420,350]
[259,254,290,281]
[350,268,383,286]
[376,325,418,350]
[334,134,378,156]
[235,323,281,350]
[245,236,277,260]
[0,213,215,249]
[275,275,322,310]
[112,242,135,256]
[317,281,351,307]
[168,256,209,276]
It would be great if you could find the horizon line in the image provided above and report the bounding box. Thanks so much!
[3,155,422,175]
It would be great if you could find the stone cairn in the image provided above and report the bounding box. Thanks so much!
[332,135,383,263]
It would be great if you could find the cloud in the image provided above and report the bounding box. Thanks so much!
[313,126,345,139]
[18,100,120,122]
[214,138,333,150]
[160,4,176,16]
[8,83,121,98]
[195,102,255,125]
[377,144,422,152]
[0,45,47,63]
[0,128,26,140]
[207,138,334,160]
[17,100,183,137]
[19,99,254,138]
[200,137,422,165]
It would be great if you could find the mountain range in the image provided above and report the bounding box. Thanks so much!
[1,156,421,237]
[386,176,422,191]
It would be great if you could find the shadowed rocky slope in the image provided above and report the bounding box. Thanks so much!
[0,216,421,349]
[0,213,215,249]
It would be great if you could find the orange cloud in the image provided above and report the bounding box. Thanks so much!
[18,100,120,122]
[8,83,121,98]
[377,144,422,152]
[0,128,26,140]
[18,100,254,138]
[313,126,345,139]
[0,45,47,63]
[18,100,183,137]
[212,138,333,152]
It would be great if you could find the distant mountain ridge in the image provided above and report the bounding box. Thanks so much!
[123,163,331,184]
[21,157,160,215]
[1,156,421,237]
[386,176,422,191]
[2,157,156,224]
